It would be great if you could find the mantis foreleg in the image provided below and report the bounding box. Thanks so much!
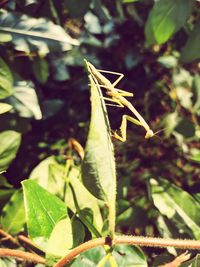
[101,96,124,107]
[113,115,142,142]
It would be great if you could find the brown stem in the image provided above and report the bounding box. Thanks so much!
[54,238,105,267]
[115,235,200,249]
[18,235,42,251]
[0,248,45,264]
[54,235,200,267]
[0,229,20,247]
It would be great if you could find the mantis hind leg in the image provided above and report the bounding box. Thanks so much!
[113,115,142,142]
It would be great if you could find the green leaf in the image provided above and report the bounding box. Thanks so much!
[163,112,179,137]
[157,55,178,68]
[0,188,15,211]
[0,175,14,211]
[46,218,73,257]
[65,166,103,234]
[32,58,49,84]
[84,12,102,34]
[150,178,200,239]
[46,218,85,259]
[0,130,21,171]
[175,118,195,138]
[181,22,200,63]
[0,10,79,55]
[145,0,194,45]
[71,219,85,247]
[0,58,13,99]
[116,199,148,228]
[173,68,192,87]
[181,254,200,267]
[29,156,65,198]
[0,103,12,114]
[82,60,116,236]
[1,189,26,235]
[9,81,42,120]
[192,74,200,112]
[175,87,193,110]
[190,153,200,163]
[65,0,91,18]
[22,180,67,250]
[0,33,12,42]
[71,245,147,267]
[157,215,177,255]
[0,258,16,266]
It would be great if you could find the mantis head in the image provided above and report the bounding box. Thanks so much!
[145,129,154,139]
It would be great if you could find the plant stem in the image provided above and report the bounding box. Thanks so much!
[0,248,45,264]
[54,235,200,267]
[18,235,44,255]
[0,229,20,246]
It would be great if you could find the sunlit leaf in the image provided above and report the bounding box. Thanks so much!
[163,112,179,137]
[47,218,85,260]
[22,180,67,250]
[0,258,16,267]
[157,55,178,68]
[150,178,200,239]
[175,87,193,110]
[46,218,73,257]
[0,130,21,171]
[157,215,177,255]
[1,189,25,234]
[0,33,12,42]
[145,0,194,45]
[0,103,12,114]
[9,81,42,120]
[29,156,65,197]
[0,10,79,55]
[190,153,200,163]
[173,68,192,87]
[0,58,13,99]
[84,12,102,34]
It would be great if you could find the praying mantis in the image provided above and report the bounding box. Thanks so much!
[85,60,155,142]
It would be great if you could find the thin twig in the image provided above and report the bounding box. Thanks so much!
[0,229,20,246]
[54,235,200,267]
[18,235,44,254]
[0,248,45,264]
